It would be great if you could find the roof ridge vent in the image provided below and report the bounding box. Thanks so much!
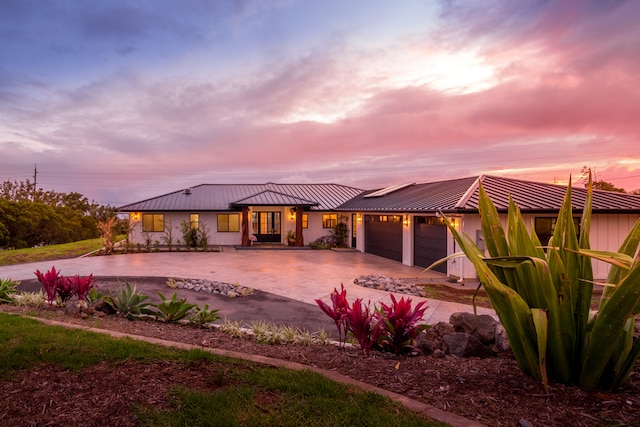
[363,183,414,198]
[183,188,192,195]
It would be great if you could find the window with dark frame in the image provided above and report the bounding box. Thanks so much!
[322,213,337,228]
[302,213,308,228]
[141,213,165,232]
[534,216,581,247]
[217,213,240,232]
[190,213,199,230]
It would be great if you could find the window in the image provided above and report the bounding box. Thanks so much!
[190,213,199,230]
[322,213,337,228]
[535,217,580,247]
[142,214,164,232]
[217,213,240,232]
[302,213,308,228]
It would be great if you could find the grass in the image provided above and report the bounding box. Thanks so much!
[0,312,444,426]
[0,236,125,266]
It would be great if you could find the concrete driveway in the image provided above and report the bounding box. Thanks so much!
[0,247,496,326]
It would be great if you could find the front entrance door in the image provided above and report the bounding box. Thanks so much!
[251,211,281,243]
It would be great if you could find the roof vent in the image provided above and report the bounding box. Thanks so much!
[183,188,192,195]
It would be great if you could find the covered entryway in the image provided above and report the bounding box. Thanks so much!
[251,211,281,242]
[414,216,447,273]
[364,214,403,262]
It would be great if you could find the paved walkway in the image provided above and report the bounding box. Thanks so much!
[0,247,496,326]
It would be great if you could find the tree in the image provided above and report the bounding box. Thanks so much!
[580,166,626,193]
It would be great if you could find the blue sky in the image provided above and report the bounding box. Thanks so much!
[1,0,639,206]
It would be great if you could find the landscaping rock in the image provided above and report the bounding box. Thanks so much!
[172,279,254,297]
[494,324,511,353]
[450,312,497,343]
[353,274,426,298]
[64,299,90,318]
[444,332,496,358]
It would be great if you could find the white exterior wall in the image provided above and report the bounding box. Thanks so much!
[459,212,640,281]
[128,211,243,246]
[129,208,357,247]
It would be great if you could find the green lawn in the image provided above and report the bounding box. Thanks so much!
[0,313,443,426]
[0,236,125,266]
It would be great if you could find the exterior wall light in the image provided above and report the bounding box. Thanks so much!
[403,216,410,226]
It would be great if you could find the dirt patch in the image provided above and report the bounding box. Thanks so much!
[1,301,638,427]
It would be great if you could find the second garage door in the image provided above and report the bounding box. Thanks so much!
[414,216,447,273]
[364,215,403,262]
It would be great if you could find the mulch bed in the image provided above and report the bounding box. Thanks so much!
[0,303,638,427]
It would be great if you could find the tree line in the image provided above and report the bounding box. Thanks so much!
[0,179,117,249]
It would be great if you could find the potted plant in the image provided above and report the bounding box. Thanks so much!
[286,230,296,246]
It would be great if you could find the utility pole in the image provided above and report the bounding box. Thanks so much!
[33,164,37,201]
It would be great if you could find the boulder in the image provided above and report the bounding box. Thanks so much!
[64,299,89,318]
[450,312,497,344]
[494,324,511,353]
[443,332,496,358]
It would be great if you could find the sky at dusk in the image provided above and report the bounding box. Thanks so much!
[1,0,639,207]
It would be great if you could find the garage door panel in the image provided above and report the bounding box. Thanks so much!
[364,215,403,262]
[414,217,447,273]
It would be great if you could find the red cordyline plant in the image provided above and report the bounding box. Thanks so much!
[345,298,383,355]
[315,284,349,346]
[34,266,63,304]
[376,294,428,355]
[64,274,97,301]
[316,285,429,355]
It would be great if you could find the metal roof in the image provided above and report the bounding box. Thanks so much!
[230,190,319,207]
[117,183,363,212]
[336,177,479,212]
[336,175,640,213]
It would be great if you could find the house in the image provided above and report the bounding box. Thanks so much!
[118,175,640,281]
[339,175,640,281]
[117,183,363,248]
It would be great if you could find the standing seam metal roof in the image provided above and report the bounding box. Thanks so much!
[336,175,640,213]
[117,183,364,212]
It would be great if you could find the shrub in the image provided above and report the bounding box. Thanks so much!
[344,298,382,355]
[0,278,18,304]
[315,284,349,346]
[34,266,62,304]
[316,285,428,355]
[152,292,197,323]
[191,304,220,327]
[376,295,427,354]
[63,274,97,301]
[432,175,640,390]
[107,281,153,320]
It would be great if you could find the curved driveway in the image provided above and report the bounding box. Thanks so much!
[0,247,496,324]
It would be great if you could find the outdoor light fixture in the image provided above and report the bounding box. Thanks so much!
[133,212,139,220]
[290,208,295,221]
[403,216,409,226]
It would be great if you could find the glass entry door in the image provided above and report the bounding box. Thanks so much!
[251,212,281,243]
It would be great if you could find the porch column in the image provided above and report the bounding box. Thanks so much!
[295,206,304,247]
[241,207,250,246]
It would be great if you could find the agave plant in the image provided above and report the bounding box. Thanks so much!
[191,303,220,327]
[106,281,154,320]
[152,292,197,323]
[432,176,640,390]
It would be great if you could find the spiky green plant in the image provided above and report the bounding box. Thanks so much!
[432,176,640,390]
[106,281,154,320]
[152,292,197,323]
[191,304,220,327]
[0,278,18,304]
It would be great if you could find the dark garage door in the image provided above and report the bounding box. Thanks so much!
[364,215,403,262]
[414,216,447,273]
